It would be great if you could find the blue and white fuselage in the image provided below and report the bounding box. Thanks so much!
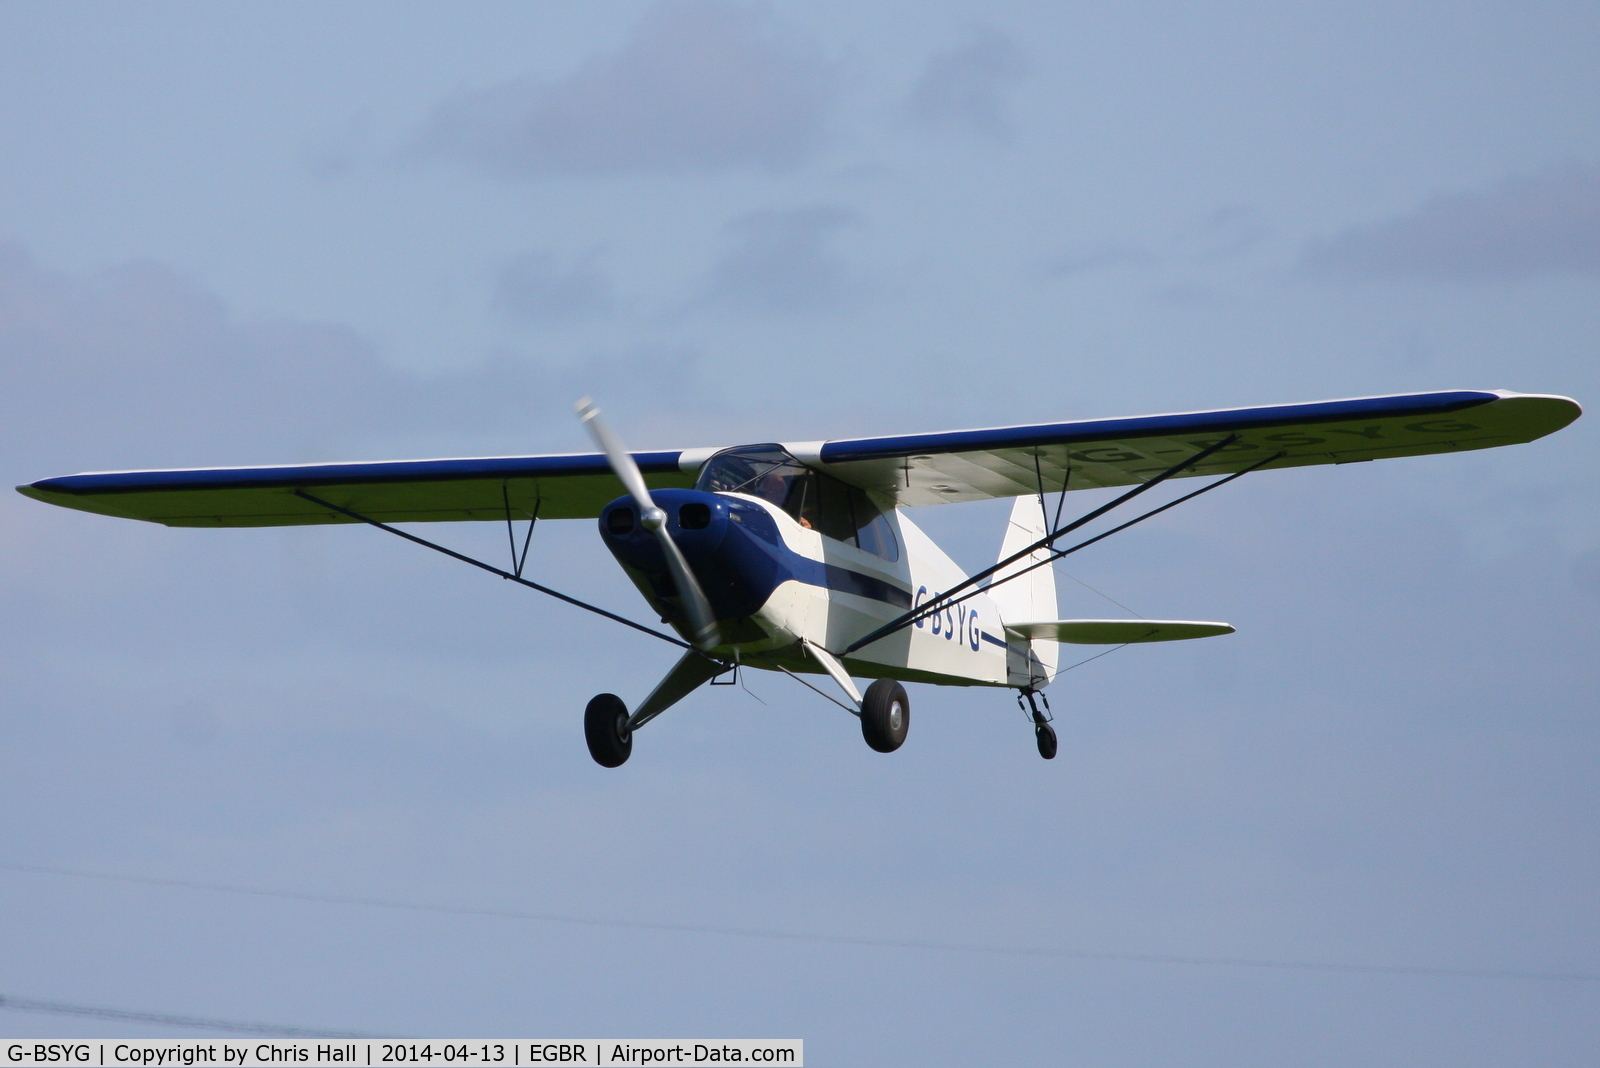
[598,443,1052,689]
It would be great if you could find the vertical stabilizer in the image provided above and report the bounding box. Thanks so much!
[987,495,1059,687]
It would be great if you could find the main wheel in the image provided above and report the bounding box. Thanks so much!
[584,693,632,767]
[1035,721,1058,760]
[860,679,910,753]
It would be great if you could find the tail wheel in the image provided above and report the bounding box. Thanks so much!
[584,693,632,767]
[1035,721,1058,760]
[860,679,910,753]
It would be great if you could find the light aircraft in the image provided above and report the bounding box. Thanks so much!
[18,390,1580,766]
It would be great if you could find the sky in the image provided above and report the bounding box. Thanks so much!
[1,1,1598,1062]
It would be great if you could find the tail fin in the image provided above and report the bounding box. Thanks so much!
[986,495,1059,687]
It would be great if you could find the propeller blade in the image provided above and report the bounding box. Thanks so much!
[577,398,721,651]
[576,397,655,511]
[651,531,721,651]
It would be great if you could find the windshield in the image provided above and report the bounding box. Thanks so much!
[696,445,811,508]
[696,445,899,561]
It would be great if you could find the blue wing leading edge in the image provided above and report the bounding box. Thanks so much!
[16,390,1580,525]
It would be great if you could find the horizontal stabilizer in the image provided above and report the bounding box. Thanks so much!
[1003,619,1235,644]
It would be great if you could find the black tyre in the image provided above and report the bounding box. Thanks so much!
[584,693,632,767]
[1035,721,1058,760]
[860,679,910,753]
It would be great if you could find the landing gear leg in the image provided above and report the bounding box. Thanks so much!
[1019,689,1057,760]
[584,652,727,768]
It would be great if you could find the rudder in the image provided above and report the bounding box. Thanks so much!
[986,495,1059,687]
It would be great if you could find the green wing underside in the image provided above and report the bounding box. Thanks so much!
[17,461,696,528]
[16,391,1580,527]
[814,392,1581,505]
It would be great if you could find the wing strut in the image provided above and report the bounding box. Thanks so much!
[502,483,540,580]
[291,489,692,650]
[843,442,1283,654]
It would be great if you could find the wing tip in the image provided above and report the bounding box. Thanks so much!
[1488,391,1583,438]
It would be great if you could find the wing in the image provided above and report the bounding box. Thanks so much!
[805,390,1580,505]
[16,451,700,527]
[1004,619,1235,644]
[16,389,1580,526]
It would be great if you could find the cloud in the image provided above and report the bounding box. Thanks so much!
[492,251,613,325]
[1302,163,1600,281]
[689,205,861,315]
[0,243,695,478]
[413,1,832,178]
[1039,207,1266,280]
[904,25,1027,141]
[0,244,412,473]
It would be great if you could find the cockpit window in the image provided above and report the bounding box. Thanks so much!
[695,445,810,507]
[696,445,900,561]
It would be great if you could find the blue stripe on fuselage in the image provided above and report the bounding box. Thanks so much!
[600,490,913,620]
[819,562,912,608]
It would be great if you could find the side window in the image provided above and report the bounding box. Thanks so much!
[814,471,859,544]
[792,470,899,561]
[852,494,899,561]
[782,469,818,528]
[778,470,851,543]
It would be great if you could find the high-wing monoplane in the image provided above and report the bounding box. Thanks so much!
[19,389,1580,765]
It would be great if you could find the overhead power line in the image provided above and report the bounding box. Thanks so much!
[4,861,1596,984]
[0,993,388,1038]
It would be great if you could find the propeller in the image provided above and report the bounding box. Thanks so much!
[577,398,721,652]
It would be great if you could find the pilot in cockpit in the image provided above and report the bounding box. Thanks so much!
[752,466,816,529]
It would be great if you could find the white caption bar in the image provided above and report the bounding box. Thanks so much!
[4,1044,800,1068]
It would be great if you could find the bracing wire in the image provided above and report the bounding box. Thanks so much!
[1053,568,1145,619]
[756,659,860,716]
[3,861,1596,984]
[0,993,390,1038]
[1028,452,1145,620]
[292,490,690,650]
[1054,643,1132,674]
[845,436,1252,654]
